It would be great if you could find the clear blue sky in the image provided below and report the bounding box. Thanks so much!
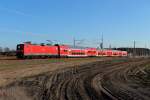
[0,0,150,49]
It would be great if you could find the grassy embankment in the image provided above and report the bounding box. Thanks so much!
[0,57,103,71]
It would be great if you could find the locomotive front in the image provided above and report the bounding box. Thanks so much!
[16,44,24,58]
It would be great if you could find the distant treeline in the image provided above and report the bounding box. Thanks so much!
[0,47,16,56]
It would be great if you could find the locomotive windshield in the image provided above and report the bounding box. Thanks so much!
[17,44,24,50]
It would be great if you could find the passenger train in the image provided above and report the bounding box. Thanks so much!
[16,42,128,58]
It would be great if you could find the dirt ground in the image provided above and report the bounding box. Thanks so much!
[0,57,113,87]
[0,57,150,100]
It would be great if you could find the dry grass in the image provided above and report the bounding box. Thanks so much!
[0,57,112,87]
[0,58,105,70]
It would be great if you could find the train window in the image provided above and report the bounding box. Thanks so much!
[98,53,102,55]
[17,45,23,50]
[71,52,85,55]
[103,53,106,55]
[72,52,76,55]
[17,45,20,49]
[81,53,85,55]
[64,50,68,52]
[18,44,24,50]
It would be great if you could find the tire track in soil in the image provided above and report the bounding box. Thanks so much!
[1,58,150,100]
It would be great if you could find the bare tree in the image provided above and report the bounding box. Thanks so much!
[0,47,2,53]
[0,47,3,56]
[4,47,10,52]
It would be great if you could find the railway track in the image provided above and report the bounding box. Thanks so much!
[1,58,150,100]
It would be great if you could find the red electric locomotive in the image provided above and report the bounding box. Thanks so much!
[16,43,69,58]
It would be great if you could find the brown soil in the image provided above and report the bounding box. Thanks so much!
[1,57,150,100]
[0,57,112,87]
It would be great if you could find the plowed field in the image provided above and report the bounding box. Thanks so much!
[0,58,150,100]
